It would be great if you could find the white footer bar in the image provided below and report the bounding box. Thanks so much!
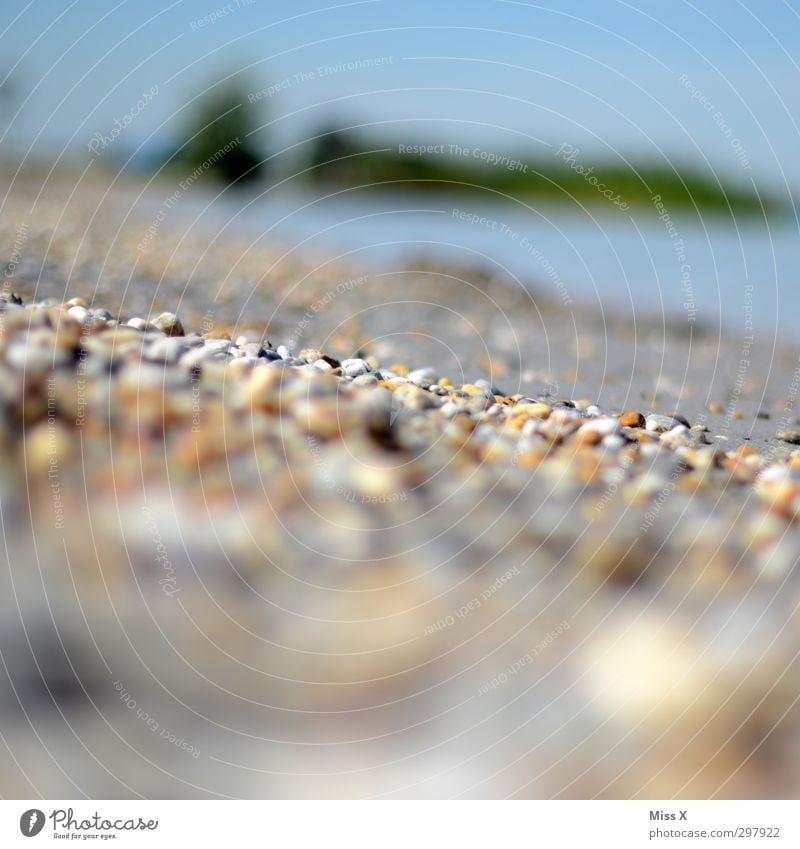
[2,800,796,847]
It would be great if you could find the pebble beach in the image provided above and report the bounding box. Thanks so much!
[1,173,799,799]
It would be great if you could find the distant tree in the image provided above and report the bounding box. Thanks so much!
[306,127,359,184]
[172,79,264,185]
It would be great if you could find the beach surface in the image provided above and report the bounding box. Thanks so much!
[0,172,798,799]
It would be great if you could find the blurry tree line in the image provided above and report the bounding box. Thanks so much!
[163,77,782,216]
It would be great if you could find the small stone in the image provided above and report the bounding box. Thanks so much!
[660,425,692,448]
[407,367,436,385]
[580,417,620,437]
[6,339,66,373]
[777,430,800,445]
[153,312,185,336]
[440,401,461,417]
[227,356,260,376]
[341,358,371,377]
[646,414,682,433]
[620,411,646,428]
[23,420,74,473]
[571,427,602,446]
[146,337,189,364]
[665,411,691,427]
[179,347,217,369]
[67,305,90,324]
[203,339,232,354]
[513,402,552,419]
[760,481,800,519]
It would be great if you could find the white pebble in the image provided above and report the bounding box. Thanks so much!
[341,358,370,377]
[440,401,460,417]
[407,367,436,385]
[646,414,678,433]
[601,434,626,450]
[580,417,620,437]
[660,425,690,448]
[68,305,90,323]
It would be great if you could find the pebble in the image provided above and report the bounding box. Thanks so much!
[67,305,91,323]
[620,410,646,428]
[152,312,185,336]
[407,367,436,385]
[513,402,552,419]
[660,425,692,449]
[580,416,620,436]
[646,414,682,433]
[146,337,190,364]
[341,358,371,377]
[352,374,379,389]
[665,411,691,427]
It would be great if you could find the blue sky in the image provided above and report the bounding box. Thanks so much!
[2,0,800,192]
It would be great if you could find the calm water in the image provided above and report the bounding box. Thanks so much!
[151,185,800,336]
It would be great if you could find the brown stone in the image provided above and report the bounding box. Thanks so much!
[619,410,645,428]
